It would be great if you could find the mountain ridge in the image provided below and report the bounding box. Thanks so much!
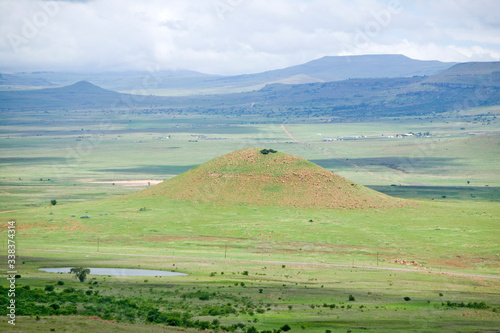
[1,61,498,117]
[1,54,456,94]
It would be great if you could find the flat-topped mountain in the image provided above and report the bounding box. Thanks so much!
[135,148,408,209]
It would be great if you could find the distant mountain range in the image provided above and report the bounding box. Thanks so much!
[1,59,498,119]
[1,54,455,95]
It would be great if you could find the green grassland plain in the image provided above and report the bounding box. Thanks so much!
[1,105,499,332]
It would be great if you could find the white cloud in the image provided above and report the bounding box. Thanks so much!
[0,0,499,74]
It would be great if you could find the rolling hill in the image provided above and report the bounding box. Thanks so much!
[0,81,118,109]
[422,61,500,87]
[0,80,167,109]
[134,148,407,209]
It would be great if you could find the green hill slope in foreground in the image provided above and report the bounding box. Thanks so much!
[135,148,409,209]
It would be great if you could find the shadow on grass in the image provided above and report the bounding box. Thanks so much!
[368,185,500,202]
[97,165,199,175]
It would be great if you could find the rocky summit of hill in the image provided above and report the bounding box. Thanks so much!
[135,148,409,209]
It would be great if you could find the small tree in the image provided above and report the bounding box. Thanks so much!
[260,148,277,155]
[70,267,90,282]
[51,199,57,206]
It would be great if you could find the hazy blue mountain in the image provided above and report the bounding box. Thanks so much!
[0,81,124,109]
[1,55,455,95]
[0,73,55,87]
[144,54,456,94]
[2,62,498,119]
[239,54,456,82]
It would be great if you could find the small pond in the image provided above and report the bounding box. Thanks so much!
[39,267,188,277]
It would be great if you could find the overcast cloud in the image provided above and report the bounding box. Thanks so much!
[1,0,499,75]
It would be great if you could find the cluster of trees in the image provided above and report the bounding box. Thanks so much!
[0,283,291,333]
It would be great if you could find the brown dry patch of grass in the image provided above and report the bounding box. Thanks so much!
[141,235,247,243]
[431,257,476,269]
[16,220,98,233]
[61,220,99,232]
[17,222,56,231]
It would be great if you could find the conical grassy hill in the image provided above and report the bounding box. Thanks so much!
[134,148,407,209]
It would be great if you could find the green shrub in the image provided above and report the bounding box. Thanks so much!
[260,148,277,155]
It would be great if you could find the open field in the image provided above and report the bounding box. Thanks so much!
[1,106,499,332]
[1,106,499,210]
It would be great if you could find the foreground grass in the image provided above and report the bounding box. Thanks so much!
[5,197,499,275]
[1,198,499,332]
[2,253,499,332]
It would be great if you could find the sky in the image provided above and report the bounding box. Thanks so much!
[1,0,500,75]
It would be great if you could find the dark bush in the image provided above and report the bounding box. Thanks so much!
[260,148,277,155]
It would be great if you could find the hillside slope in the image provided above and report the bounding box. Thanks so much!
[422,61,500,86]
[135,148,407,209]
